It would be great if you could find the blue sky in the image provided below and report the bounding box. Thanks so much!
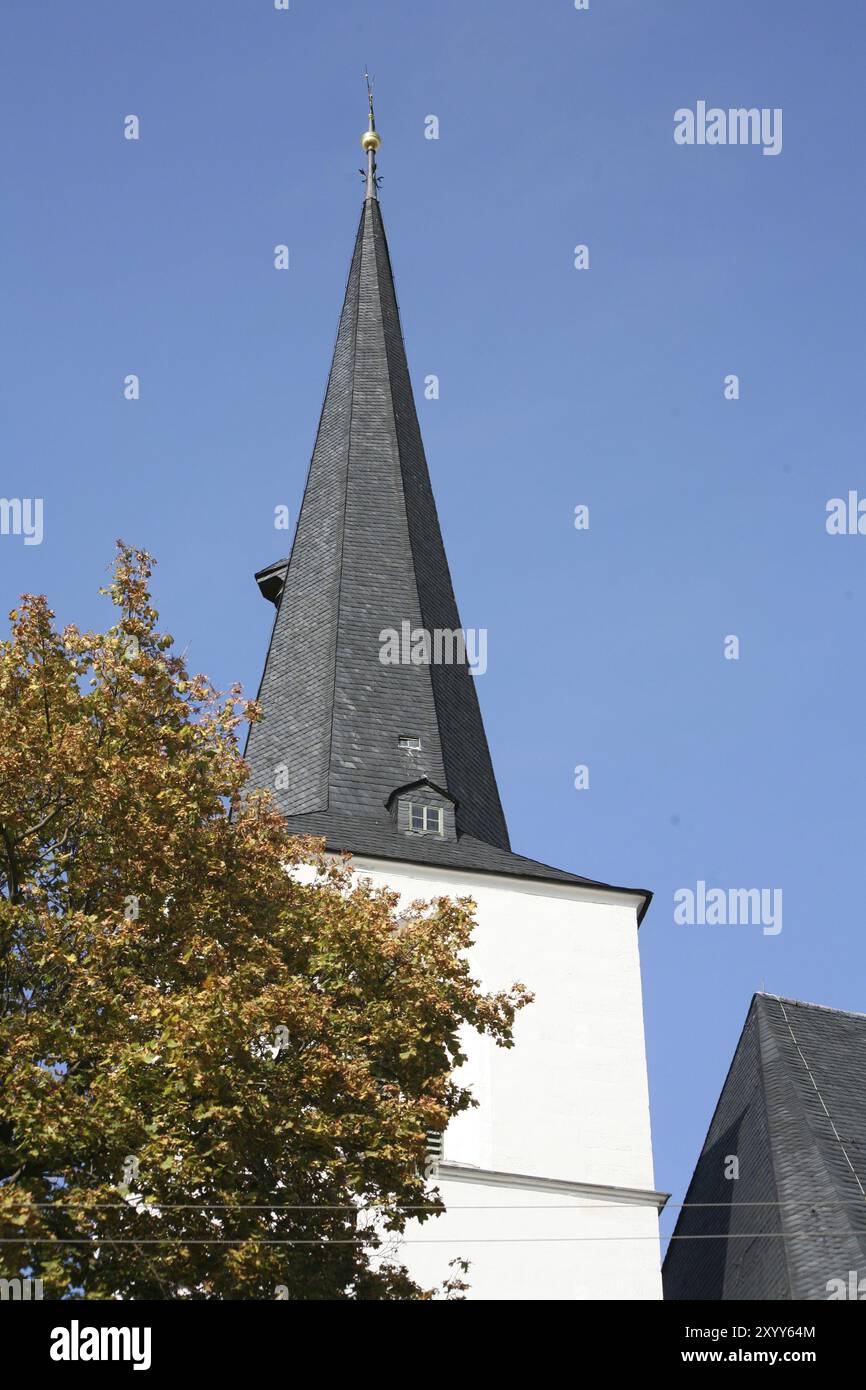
[3,1,865,1253]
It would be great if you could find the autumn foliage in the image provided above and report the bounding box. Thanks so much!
[0,545,529,1299]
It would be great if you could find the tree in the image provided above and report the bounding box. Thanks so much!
[0,545,529,1299]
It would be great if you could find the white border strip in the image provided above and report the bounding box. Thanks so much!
[438,1162,669,1211]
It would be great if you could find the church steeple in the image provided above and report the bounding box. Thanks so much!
[244,93,651,906]
[245,94,511,852]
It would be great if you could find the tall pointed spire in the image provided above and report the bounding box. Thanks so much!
[243,98,644,897]
[245,97,509,853]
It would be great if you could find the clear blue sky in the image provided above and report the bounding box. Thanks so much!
[3,1,865,1254]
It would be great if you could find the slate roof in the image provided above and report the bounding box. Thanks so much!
[263,807,650,903]
[244,178,650,918]
[662,994,866,1301]
[245,192,508,849]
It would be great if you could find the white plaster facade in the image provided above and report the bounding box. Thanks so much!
[353,856,665,1300]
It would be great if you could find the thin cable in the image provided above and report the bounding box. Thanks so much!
[5,1198,866,1211]
[0,1232,860,1245]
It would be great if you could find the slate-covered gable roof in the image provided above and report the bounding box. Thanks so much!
[663,994,866,1301]
[244,155,650,918]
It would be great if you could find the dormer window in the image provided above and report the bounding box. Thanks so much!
[409,802,443,835]
[398,735,421,751]
[386,779,457,842]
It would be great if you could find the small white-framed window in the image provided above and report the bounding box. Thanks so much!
[408,802,443,834]
[398,735,422,751]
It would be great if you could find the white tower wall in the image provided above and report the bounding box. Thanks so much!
[354,857,664,1300]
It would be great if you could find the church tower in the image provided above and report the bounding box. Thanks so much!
[245,92,665,1299]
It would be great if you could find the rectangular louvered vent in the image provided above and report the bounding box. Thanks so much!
[426,1131,444,1163]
